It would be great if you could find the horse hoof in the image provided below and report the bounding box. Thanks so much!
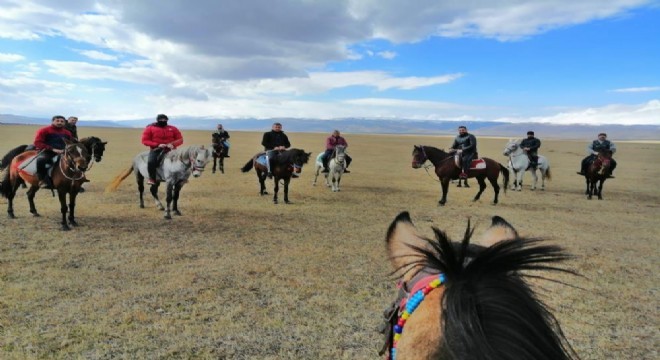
[32,213,41,217]
[174,211,182,216]
[69,221,78,227]
[8,214,16,219]
[164,215,172,220]
[140,205,145,209]
[285,201,292,204]
[273,200,278,204]
[61,226,71,231]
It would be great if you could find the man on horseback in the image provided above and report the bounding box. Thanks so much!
[321,130,352,173]
[141,114,184,185]
[65,116,79,140]
[449,126,477,179]
[212,124,231,157]
[34,115,74,189]
[520,130,541,169]
[577,133,617,178]
[261,122,292,178]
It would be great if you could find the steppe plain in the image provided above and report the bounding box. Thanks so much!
[0,125,658,359]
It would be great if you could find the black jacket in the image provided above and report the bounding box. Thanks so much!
[520,137,541,152]
[450,133,477,154]
[262,131,291,150]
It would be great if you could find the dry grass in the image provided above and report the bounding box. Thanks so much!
[0,125,658,359]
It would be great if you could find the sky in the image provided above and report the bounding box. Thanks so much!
[0,0,659,125]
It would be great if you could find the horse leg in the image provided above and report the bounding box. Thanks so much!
[258,170,268,195]
[164,182,174,219]
[438,178,450,206]
[488,175,501,205]
[598,179,605,200]
[212,156,217,173]
[587,179,593,199]
[473,176,487,202]
[284,178,292,204]
[336,173,342,192]
[137,171,146,208]
[68,190,78,226]
[172,183,183,216]
[6,180,20,219]
[26,185,40,217]
[530,169,538,191]
[219,156,224,174]
[58,190,70,231]
[313,164,320,186]
[273,177,279,204]
[516,171,523,191]
[151,183,164,210]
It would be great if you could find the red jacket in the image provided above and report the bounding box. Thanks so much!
[34,125,73,150]
[325,135,348,150]
[141,123,183,150]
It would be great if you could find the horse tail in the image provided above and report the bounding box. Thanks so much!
[433,223,577,360]
[0,144,28,170]
[105,166,134,192]
[241,158,254,173]
[1,168,12,199]
[499,163,509,193]
[545,166,552,181]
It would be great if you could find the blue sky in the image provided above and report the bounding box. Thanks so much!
[0,0,658,125]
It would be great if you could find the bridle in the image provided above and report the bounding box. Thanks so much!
[59,145,87,181]
[188,148,209,173]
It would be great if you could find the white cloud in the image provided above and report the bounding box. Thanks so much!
[377,51,397,59]
[75,49,118,61]
[612,86,660,93]
[0,53,25,62]
[494,100,660,125]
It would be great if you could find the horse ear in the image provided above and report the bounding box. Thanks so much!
[477,216,519,247]
[386,212,431,281]
[307,152,312,156]
[63,138,74,145]
[102,142,108,145]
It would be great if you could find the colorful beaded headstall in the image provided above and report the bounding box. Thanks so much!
[391,273,446,360]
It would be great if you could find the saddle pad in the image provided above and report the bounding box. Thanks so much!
[14,154,59,176]
[256,155,268,166]
[470,159,486,170]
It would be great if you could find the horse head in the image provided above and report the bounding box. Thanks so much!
[191,145,213,178]
[382,211,577,360]
[411,145,428,168]
[286,149,311,175]
[503,139,521,156]
[333,145,347,165]
[63,139,89,173]
[81,137,107,163]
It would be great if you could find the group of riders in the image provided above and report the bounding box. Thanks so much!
[16,114,617,190]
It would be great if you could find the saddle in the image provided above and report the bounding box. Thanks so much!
[454,154,486,170]
[15,154,59,177]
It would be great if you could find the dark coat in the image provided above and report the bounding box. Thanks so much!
[261,131,291,151]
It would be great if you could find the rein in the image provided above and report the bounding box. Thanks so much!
[59,147,87,181]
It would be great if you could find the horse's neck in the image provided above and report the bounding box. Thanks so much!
[424,147,450,165]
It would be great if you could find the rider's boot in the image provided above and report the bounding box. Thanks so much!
[322,158,329,173]
[266,156,273,178]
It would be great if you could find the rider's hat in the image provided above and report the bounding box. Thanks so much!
[598,132,607,137]
[156,114,169,121]
[527,131,534,135]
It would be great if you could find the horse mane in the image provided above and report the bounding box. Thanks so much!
[420,145,451,161]
[406,222,579,360]
[1,144,28,170]
[279,148,310,164]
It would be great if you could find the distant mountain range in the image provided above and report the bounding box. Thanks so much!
[1,114,658,140]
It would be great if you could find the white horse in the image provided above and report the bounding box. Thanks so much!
[106,145,213,219]
[503,139,551,191]
[313,145,347,192]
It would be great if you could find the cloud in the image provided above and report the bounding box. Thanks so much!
[612,86,660,93]
[494,100,660,125]
[75,49,118,61]
[377,51,397,59]
[0,53,25,62]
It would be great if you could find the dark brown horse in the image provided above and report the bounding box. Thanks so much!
[241,149,311,204]
[211,136,227,174]
[1,140,89,230]
[412,145,509,206]
[583,150,612,200]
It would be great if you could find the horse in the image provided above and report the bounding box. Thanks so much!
[211,136,227,174]
[503,139,551,191]
[312,145,347,192]
[380,211,578,360]
[0,136,107,189]
[412,145,509,206]
[1,140,89,230]
[106,145,212,219]
[583,150,612,200]
[241,149,311,204]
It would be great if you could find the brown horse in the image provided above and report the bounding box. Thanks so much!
[412,145,509,205]
[241,149,311,204]
[211,136,227,174]
[583,150,612,200]
[380,211,578,360]
[1,140,89,230]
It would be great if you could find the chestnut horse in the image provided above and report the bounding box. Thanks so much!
[211,137,227,174]
[583,150,612,200]
[412,145,509,205]
[380,211,578,360]
[1,140,89,230]
[241,149,311,204]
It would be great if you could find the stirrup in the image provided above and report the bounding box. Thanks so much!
[459,172,468,179]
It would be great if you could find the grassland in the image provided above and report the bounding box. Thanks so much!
[0,125,658,359]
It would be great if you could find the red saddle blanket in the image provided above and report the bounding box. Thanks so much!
[454,156,487,170]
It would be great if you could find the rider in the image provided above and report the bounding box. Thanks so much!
[141,114,184,185]
[65,116,79,140]
[449,126,477,179]
[212,124,231,157]
[322,130,352,173]
[520,130,541,169]
[261,122,291,178]
[577,133,617,178]
[34,115,74,188]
